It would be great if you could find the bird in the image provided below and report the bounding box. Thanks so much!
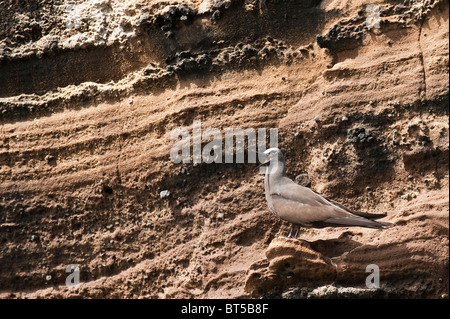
[257,147,391,238]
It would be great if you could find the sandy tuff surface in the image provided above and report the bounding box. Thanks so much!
[0,0,448,298]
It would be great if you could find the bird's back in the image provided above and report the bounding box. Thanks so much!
[267,175,389,228]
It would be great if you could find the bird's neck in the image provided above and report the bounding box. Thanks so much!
[265,160,286,178]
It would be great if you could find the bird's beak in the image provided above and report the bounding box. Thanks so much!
[254,158,271,171]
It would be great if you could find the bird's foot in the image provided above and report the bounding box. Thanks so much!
[286,225,301,239]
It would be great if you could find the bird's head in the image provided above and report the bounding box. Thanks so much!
[263,147,282,162]
[255,147,284,172]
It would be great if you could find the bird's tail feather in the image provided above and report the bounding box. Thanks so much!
[373,220,392,228]
[326,198,389,221]
[323,215,391,229]
[353,211,389,220]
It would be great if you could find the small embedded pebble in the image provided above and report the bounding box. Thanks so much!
[347,127,373,144]
[211,10,220,22]
[160,190,170,199]
[144,222,153,228]
[295,173,311,188]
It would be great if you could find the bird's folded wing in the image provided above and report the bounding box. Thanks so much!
[270,178,388,227]
[270,194,351,226]
[272,178,337,207]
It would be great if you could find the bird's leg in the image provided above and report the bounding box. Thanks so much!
[287,225,294,238]
[293,226,300,239]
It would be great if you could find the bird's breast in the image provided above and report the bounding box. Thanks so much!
[264,174,279,218]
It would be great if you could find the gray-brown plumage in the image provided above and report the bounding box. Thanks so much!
[260,148,390,238]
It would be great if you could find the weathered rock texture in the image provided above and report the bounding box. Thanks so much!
[0,0,448,298]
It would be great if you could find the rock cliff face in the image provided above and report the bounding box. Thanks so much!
[0,0,448,298]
